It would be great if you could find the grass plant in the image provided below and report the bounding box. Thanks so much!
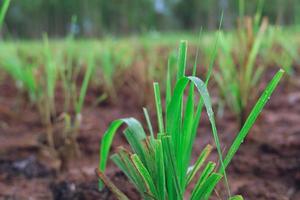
[0,31,95,170]
[215,13,269,126]
[97,40,284,199]
[40,33,95,170]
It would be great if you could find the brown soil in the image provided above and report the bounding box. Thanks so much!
[0,68,300,200]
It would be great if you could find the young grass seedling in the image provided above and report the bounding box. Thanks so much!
[215,7,269,127]
[1,27,94,170]
[98,40,284,200]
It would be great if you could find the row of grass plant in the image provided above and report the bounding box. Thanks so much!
[0,16,95,169]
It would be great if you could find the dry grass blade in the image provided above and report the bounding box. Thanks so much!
[95,169,130,200]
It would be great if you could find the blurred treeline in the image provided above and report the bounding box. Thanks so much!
[2,0,300,38]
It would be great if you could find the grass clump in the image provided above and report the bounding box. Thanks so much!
[38,34,95,170]
[97,40,284,199]
[215,13,269,127]
[213,0,270,127]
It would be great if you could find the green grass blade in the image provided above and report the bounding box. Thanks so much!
[99,120,123,172]
[131,154,158,198]
[75,54,95,114]
[177,40,187,80]
[187,76,227,174]
[166,75,228,190]
[184,28,221,169]
[153,82,164,133]
[98,118,146,189]
[124,129,156,173]
[192,172,222,200]
[166,78,189,164]
[111,153,130,178]
[223,69,284,170]
[190,161,216,200]
[112,149,148,197]
[161,135,182,199]
[155,140,166,200]
[188,76,230,195]
[186,144,212,186]
[166,52,177,106]
[244,19,267,86]
[124,128,148,164]
[180,82,195,181]
[192,27,203,76]
[0,0,10,30]
[143,107,154,140]
[23,65,37,98]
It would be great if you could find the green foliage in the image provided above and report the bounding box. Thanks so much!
[98,40,283,199]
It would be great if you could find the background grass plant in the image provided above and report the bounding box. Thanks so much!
[0,29,95,171]
[214,10,269,127]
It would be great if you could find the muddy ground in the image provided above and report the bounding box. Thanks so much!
[0,67,300,200]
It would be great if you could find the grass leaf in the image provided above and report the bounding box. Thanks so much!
[131,154,158,198]
[95,169,130,200]
[99,118,146,189]
[75,54,95,114]
[223,69,284,170]
[154,82,164,133]
[190,161,216,199]
[186,144,212,186]
[0,0,10,30]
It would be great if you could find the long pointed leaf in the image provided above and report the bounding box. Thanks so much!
[99,118,146,189]
[223,69,284,170]
[186,144,212,186]
[0,0,10,29]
